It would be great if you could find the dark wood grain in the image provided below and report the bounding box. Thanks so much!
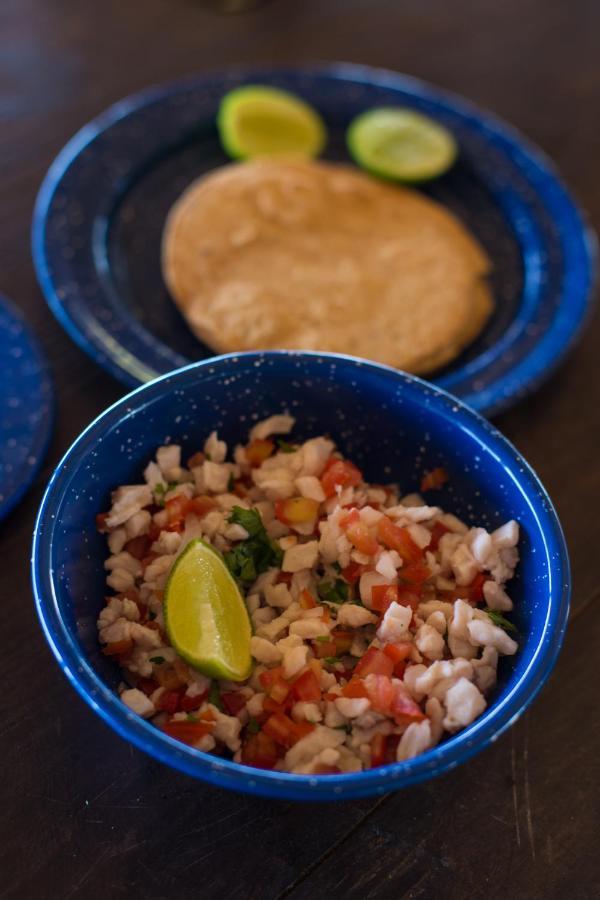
[1,0,599,897]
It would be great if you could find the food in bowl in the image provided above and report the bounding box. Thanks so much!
[97,414,519,775]
[161,158,492,374]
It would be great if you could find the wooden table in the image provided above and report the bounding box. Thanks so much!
[2,1,599,896]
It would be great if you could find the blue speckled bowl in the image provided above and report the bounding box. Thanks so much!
[31,352,569,800]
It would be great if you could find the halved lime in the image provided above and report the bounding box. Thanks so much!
[165,539,252,682]
[347,108,457,183]
[217,85,326,160]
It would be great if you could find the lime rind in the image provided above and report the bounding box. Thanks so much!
[347,107,457,183]
[217,84,326,160]
[165,538,252,682]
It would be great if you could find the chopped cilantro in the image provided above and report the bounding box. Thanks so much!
[277,439,297,453]
[317,579,349,605]
[186,713,198,722]
[315,635,330,643]
[323,656,341,665]
[485,608,517,633]
[149,655,165,665]
[208,682,223,710]
[154,481,179,507]
[223,507,283,584]
[246,717,260,734]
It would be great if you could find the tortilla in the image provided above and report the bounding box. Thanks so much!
[162,159,492,373]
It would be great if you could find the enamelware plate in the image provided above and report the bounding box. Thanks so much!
[32,64,597,415]
[1,295,53,520]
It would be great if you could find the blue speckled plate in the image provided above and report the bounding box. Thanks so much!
[0,295,53,520]
[32,63,597,416]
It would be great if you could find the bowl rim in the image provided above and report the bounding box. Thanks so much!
[31,351,571,800]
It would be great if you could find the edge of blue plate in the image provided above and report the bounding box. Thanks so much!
[31,62,598,416]
[0,294,54,522]
[31,351,570,801]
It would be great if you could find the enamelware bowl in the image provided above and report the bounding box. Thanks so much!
[32,352,570,800]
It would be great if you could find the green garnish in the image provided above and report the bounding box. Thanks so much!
[247,717,260,734]
[315,635,330,643]
[332,562,342,574]
[186,713,198,722]
[223,507,283,584]
[208,682,223,710]
[154,481,179,506]
[277,439,297,453]
[323,656,341,666]
[317,579,349,605]
[485,609,517,633]
[149,656,166,665]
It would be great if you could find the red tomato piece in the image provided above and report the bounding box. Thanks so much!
[241,731,279,769]
[391,685,426,726]
[354,647,395,678]
[290,669,321,702]
[420,467,449,492]
[102,638,133,657]
[382,642,412,665]
[321,459,363,498]
[400,561,431,585]
[245,438,275,466]
[96,512,110,533]
[137,677,158,696]
[188,495,217,517]
[298,588,317,609]
[370,733,387,768]
[429,521,450,551]
[312,639,337,659]
[365,674,396,713]
[277,571,294,586]
[341,677,369,699]
[156,690,182,715]
[123,535,152,560]
[377,516,424,564]
[341,561,366,584]
[221,692,247,716]
[331,630,354,655]
[263,712,301,748]
[165,495,189,530]
[343,510,379,556]
[162,713,215,745]
[370,583,400,615]
[397,587,422,609]
[179,691,208,712]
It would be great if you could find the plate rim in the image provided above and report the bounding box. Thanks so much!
[31,61,598,416]
[0,294,54,521]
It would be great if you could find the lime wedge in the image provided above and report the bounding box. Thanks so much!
[165,539,252,682]
[217,85,326,160]
[347,108,457,183]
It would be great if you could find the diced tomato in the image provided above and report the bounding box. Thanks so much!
[397,587,422,610]
[382,642,412,666]
[245,438,275,466]
[429,521,450,551]
[391,686,426,726]
[294,721,316,741]
[400,561,431,585]
[179,691,208,712]
[156,690,182,715]
[188,495,217,517]
[341,561,366,584]
[377,516,424,563]
[241,731,279,769]
[263,696,290,715]
[354,647,394,678]
[290,668,321,702]
[220,691,247,716]
[233,480,249,498]
[312,639,337,659]
[187,451,205,468]
[124,535,152,560]
[102,638,133,657]
[365,674,396,713]
[384,734,401,764]
[298,588,317,609]
[341,508,379,556]
[162,711,215,745]
[275,497,320,525]
[370,733,387,767]
[155,665,186,691]
[341,677,369,699]
[321,459,363,498]
[276,571,294,586]
[259,667,290,705]
[263,712,304,748]
[371,583,400,615]
[420,467,449,492]
[137,677,158,696]
[331,630,354,655]
[165,494,189,530]
[96,512,110,533]
[148,521,162,542]
[442,572,488,605]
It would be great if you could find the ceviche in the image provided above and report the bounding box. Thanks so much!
[97,415,519,775]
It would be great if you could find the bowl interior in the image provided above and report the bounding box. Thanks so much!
[36,354,566,796]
